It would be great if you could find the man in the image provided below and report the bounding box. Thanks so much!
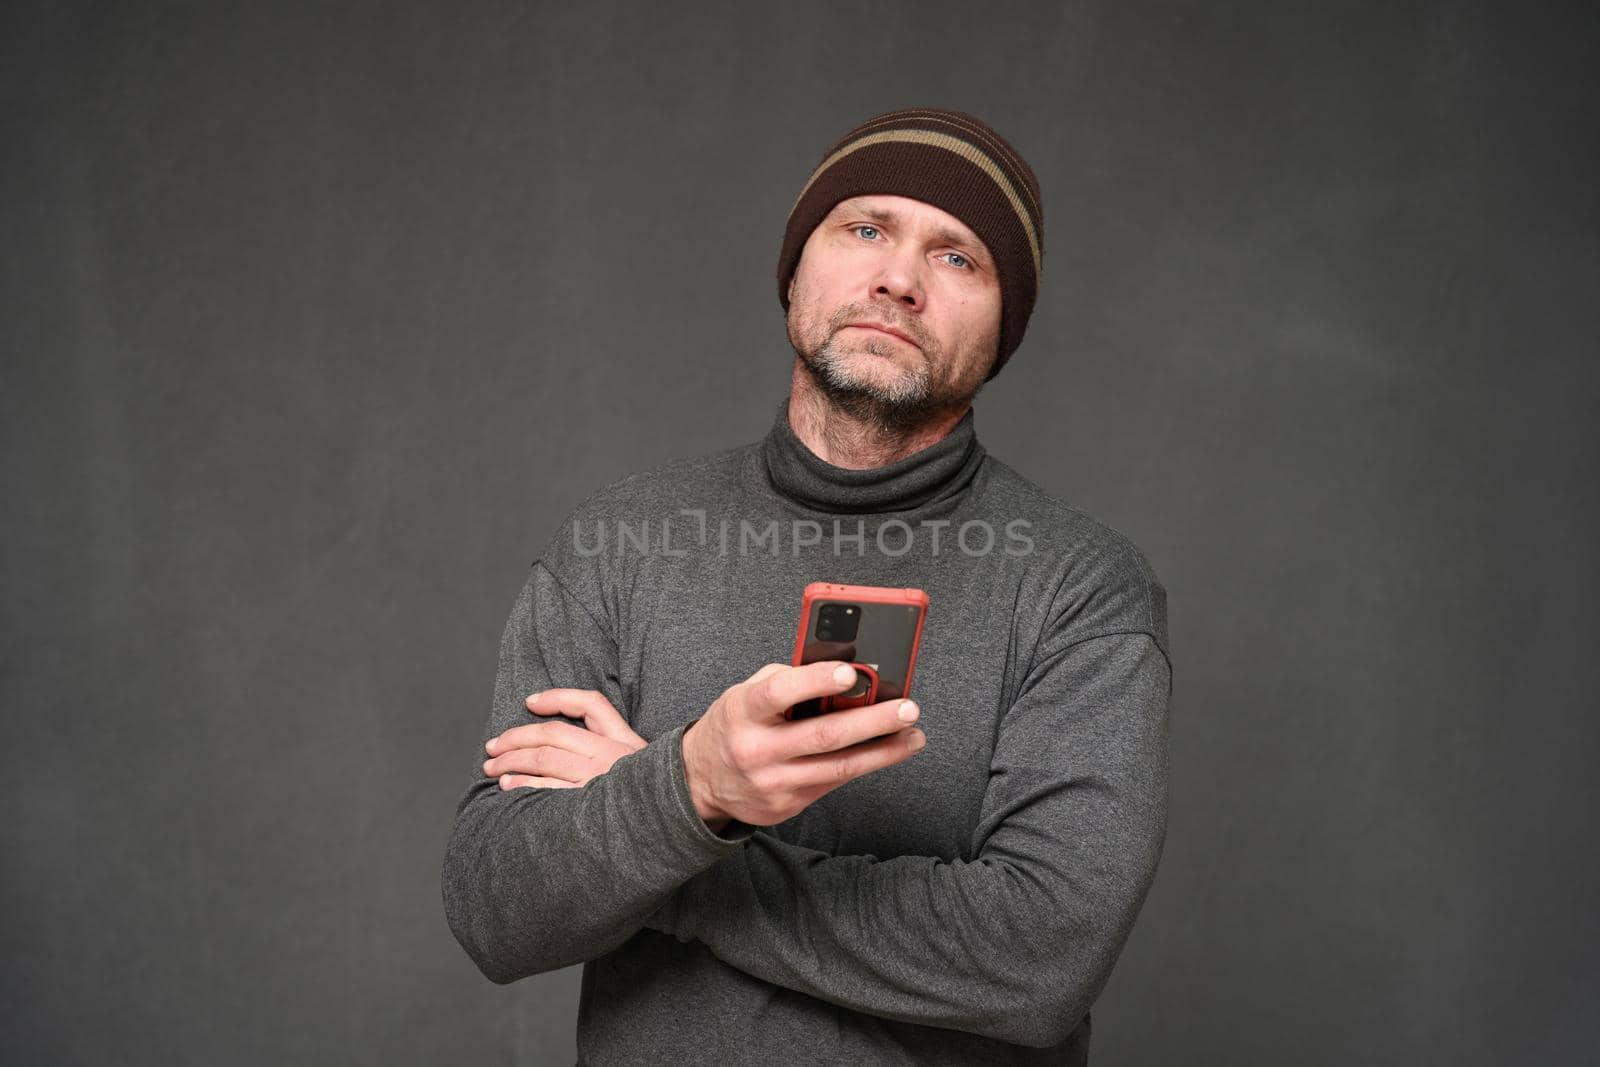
[442,107,1171,1065]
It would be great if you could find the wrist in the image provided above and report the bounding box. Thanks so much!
[682,718,731,831]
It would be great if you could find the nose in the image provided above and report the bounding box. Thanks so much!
[869,245,925,311]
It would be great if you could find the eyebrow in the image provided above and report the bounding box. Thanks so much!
[838,201,991,265]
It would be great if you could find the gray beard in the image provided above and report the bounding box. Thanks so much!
[798,334,979,435]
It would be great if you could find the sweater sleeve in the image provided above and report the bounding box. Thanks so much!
[643,626,1171,1048]
[442,560,756,983]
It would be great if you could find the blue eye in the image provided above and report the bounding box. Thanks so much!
[944,252,971,270]
[854,225,881,240]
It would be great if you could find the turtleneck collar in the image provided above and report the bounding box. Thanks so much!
[758,396,987,515]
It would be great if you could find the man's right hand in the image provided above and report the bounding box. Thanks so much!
[680,660,927,832]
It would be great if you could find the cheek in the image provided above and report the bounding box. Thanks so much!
[787,275,835,344]
[949,293,993,338]
[794,273,846,326]
[967,291,1002,345]
[941,294,1001,361]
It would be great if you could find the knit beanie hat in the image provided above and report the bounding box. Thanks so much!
[776,107,1044,382]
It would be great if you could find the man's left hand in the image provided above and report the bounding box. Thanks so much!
[482,688,647,790]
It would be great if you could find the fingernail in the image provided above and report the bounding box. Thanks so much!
[525,692,543,706]
[485,739,497,753]
[908,730,926,751]
[482,759,494,773]
[833,664,855,685]
[898,700,919,723]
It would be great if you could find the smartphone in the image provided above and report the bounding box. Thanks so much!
[786,582,929,721]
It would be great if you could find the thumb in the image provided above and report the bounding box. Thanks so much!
[744,662,791,685]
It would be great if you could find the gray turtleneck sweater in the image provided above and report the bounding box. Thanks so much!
[442,398,1171,1066]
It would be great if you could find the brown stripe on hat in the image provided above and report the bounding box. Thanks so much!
[833,107,1044,224]
[788,130,1042,280]
[777,107,1045,382]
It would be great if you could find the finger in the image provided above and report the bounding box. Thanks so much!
[778,726,927,792]
[484,745,597,783]
[489,720,616,761]
[771,698,920,760]
[498,773,578,790]
[746,660,861,723]
[735,662,800,720]
[524,703,644,749]
[526,688,640,746]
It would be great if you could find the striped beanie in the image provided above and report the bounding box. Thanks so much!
[776,107,1044,382]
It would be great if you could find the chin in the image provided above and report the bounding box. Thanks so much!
[833,354,913,387]
[826,363,932,407]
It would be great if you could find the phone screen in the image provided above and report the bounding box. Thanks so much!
[790,592,925,720]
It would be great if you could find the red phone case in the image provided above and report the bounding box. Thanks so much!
[787,582,929,719]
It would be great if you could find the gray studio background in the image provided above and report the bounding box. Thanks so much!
[3,2,1595,1064]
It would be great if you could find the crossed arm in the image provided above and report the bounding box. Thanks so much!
[642,631,1172,1049]
[446,562,1171,1049]
[441,563,755,981]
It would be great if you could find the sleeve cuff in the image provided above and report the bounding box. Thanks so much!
[608,716,758,876]
[665,719,758,847]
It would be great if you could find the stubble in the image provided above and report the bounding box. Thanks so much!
[788,299,986,435]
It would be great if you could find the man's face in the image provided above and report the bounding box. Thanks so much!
[785,194,1003,431]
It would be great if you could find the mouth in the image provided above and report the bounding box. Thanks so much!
[845,323,917,347]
